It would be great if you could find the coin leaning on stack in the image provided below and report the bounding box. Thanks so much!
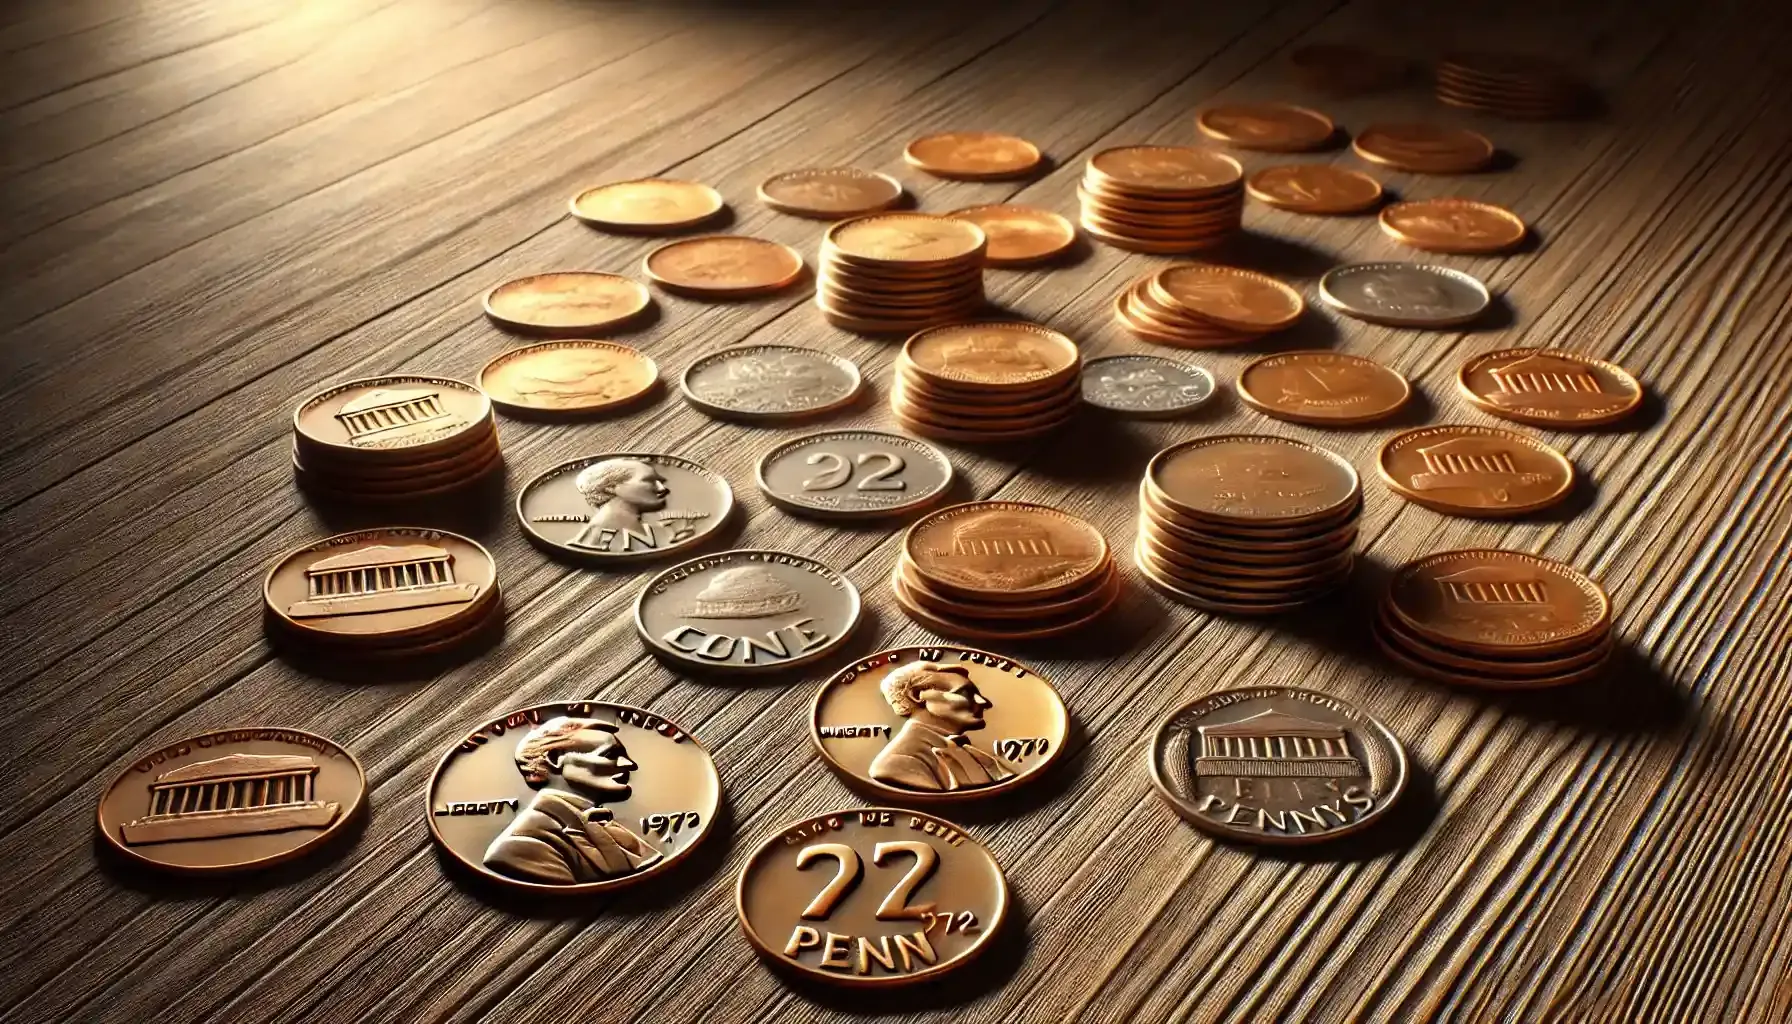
[1079,145,1245,253]
[891,322,1083,442]
[290,375,502,502]
[815,213,988,334]
[1115,263,1305,348]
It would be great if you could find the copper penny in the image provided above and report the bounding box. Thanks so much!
[946,204,1076,266]
[1378,424,1574,517]
[1149,264,1304,333]
[1374,604,1613,677]
[757,430,954,521]
[902,322,1080,392]
[1133,547,1328,616]
[1457,348,1643,428]
[516,453,734,563]
[477,340,658,416]
[427,701,720,893]
[1149,687,1407,844]
[1352,123,1495,174]
[891,566,1122,641]
[1386,548,1610,656]
[1318,262,1491,328]
[1086,146,1244,196]
[643,235,805,298]
[569,179,724,232]
[1380,198,1526,254]
[903,500,1108,601]
[294,375,491,458]
[1373,623,1611,689]
[263,527,497,642]
[896,555,1113,620]
[635,549,862,674]
[1246,164,1384,214]
[98,728,365,875]
[483,272,653,335]
[903,132,1042,180]
[759,167,904,219]
[1197,102,1336,152]
[1147,434,1360,525]
[825,214,987,269]
[681,344,864,422]
[1236,350,1410,426]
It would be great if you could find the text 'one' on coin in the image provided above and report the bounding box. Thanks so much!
[757,430,954,520]
[477,340,658,416]
[636,550,861,674]
[517,453,734,563]
[681,345,864,422]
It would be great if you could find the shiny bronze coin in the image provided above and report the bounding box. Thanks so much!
[1137,544,1353,596]
[263,528,497,643]
[904,132,1042,180]
[895,556,1113,621]
[483,272,653,335]
[1197,102,1336,152]
[290,424,500,481]
[1140,511,1356,566]
[1457,348,1643,428]
[1149,687,1406,844]
[643,236,805,298]
[1148,434,1359,526]
[758,430,954,521]
[1386,548,1610,656]
[635,549,861,674]
[98,728,365,875]
[1318,262,1492,328]
[812,646,1067,800]
[1373,621,1612,689]
[946,204,1075,266]
[1150,263,1304,333]
[569,179,724,233]
[1114,284,1254,349]
[1080,221,1226,255]
[1085,146,1243,196]
[291,440,503,497]
[682,344,863,422]
[517,453,733,563]
[902,321,1080,393]
[759,167,904,219]
[1288,43,1408,95]
[1378,424,1574,517]
[825,214,987,270]
[896,367,1079,417]
[1374,603,1613,677]
[1140,525,1355,579]
[818,301,988,337]
[1141,485,1359,550]
[1133,545,1325,615]
[890,382,1075,434]
[819,279,983,314]
[477,340,658,416]
[1380,198,1526,254]
[1081,354,1216,418]
[1246,164,1383,214]
[1352,123,1495,174]
[1076,184,1246,219]
[892,411,1069,445]
[427,701,720,893]
[1079,208,1241,240]
[1236,350,1410,426]
[276,581,503,654]
[903,500,1107,602]
[892,565,1121,640]
[294,375,491,460]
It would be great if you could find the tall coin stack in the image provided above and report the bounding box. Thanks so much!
[1434,52,1588,120]
[1114,263,1305,348]
[891,322,1083,442]
[291,375,502,503]
[1079,145,1245,253]
[816,213,987,334]
[1135,435,1361,614]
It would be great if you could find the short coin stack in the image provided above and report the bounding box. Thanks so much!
[291,375,501,502]
[1115,263,1304,348]
[1434,52,1588,120]
[892,322,1082,442]
[1376,549,1614,688]
[1135,435,1361,614]
[816,213,987,334]
[1079,145,1244,253]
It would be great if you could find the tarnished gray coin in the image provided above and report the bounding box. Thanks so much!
[517,453,734,563]
[1080,355,1216,417]
[757,430,954,520]
[1318,263,1490,328]
[681,345,864,421]
[635,550,861,673]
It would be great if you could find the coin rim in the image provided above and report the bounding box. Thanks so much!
[567,179,725,231]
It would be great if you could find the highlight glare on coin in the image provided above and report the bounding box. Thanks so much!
[516,453,734,563]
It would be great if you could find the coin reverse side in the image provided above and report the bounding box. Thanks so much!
[478,341,658,415]
[757,430,954,520]
[681,345,864,421]
[635,549,862,673]
[1319,263,1491,327]
[1080,354,1216,417]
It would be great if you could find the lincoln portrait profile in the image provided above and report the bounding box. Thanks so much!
[483,717,663,885]
[868,664,1016,792]
[570,458,670,548]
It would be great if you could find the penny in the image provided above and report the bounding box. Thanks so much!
[1148,687,1407,844]
[1081,354,1216,417]
[477,340,658,416]
[1137,551,1353,601]
[758,430,953,521]
[897,368,1080,417]
[1352,123,1495,174]
[291,439,503,494]
[904,132,1042,180]
[643,236,805,299]
[681,344,863,422]
[426,701,720,893]
[946,204,1076,266]
[1148,434,1360,525]
[1133,548,1324,616]
[1197,102,1336,151]
[825,214,987,269]
[759,167,905,219]
[1374,604,1613,677]
[568,179,724,232]
[1149,264,1304,333]
[1377,424,1575,516]
[902,322,1080,392]
[517,453,734,563]
[483,272,653,335]
[294,375,491,458]
[903,501,1108,602]
[895,556,1112,620]
[1318,262,1491,327]
[263,527,497,642]
[1085,146,1243,196]
[635,549,862,673]
[1457,348,1643,428]
[891,567,1122,641]
[1374,622,1611,689]
[1142,486,1359,549]
[1380,198,1527,254]
[1236,350,1410,426]
[1245,164,1383,214]
[1386,548,1610,656]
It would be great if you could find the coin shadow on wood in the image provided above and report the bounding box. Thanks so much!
[1459,292,1517,333]
[262,610,509,684]
[1458,641,1690,737]
[1223,230,1340,282]
[1251,308,1342,355]
[92,800,372,897]
[1001,582,1170,662]
[297,469,513,536]
[1014,414,1168,487]
[1263,553,1402,674]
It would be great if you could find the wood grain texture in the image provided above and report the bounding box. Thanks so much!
[1,0,1790,1021]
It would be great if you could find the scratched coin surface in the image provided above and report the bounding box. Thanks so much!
[904,132,1042,180]
[946,204,1077,266]
[1149,687,1407,845]
[681,345,864,422]
[426,701,719,894]
[98,728,366,875]
[263,527,498,641]
[1457,348,1643,427]
[1236,350,1410,426]
[1377,424,1574,516]
[903,501,1108,600]
[1148,434,1360,524]
[477,341,658,415]
[1319,262,1490,327]
[1386,548,1610,655]
[758,430,954,521]
[643,236,805,298]
[482,272,654,334]
[635,550,862,674]
[516,453,734,562]
[1380,198,1527,254]
[1245,164,1384,214]
[569,179,724,232]
[1080,354,1216,417]
[1352,123,1495,174]
[1196,102,1336,151]
[759,167,905,219]
[736,807,1008,987]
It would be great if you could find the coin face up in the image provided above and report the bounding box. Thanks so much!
[1457,348,1642,427]
[1149,435,1360,524]
[826,214,986,266]
[483,272,653,335]
[294,375,491,455]
[1236,350,1410,426]
[947,204,1077,266]
[1080,354,1216,417]
[427,701,720,894]
[759,168,904,219]
[643,236,805,298]
[736,807,1008,986]
[1380,198,1527,254]
[516,453,734,562]
[98,728,365,874]
[1150,687,1407,845]
[1245,164,1384,214]
[569,179,725,232]
[904,501,1108,598]
[1151,264,1304,332]
[1196,103,1336,151]
[263,527,498,640]
[681,345,863,421]
[903,322,1079,390]
[1377,424,1574,516]
[757,430,954,520]
[811,646,1067,801]
[635,550,862,673]
[1086,146,1243,193]
[1387,549,1610,654]
[1319,263,1491,327]
[904,132,1042,180]
[477,341,658,415]
[1352,123,1495,174]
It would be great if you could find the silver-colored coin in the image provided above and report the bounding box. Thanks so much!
[1081,355,1217,417]
[1318,262,1491,328]
[757,430,954,520]
[681,345,864,421]
[517,453,734,563]
[634,550,862,674]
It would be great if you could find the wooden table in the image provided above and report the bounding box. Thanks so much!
[3,1,1790,1021]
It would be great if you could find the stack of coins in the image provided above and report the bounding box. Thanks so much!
[1376,549,1614,688]
[815,213,987,334]
[1434,52,1588,120]
[1135,435,1360,614]
[894,501,1121,640]
[291,376,501,502]
[1114,263,1304,348]
[891,322,1081,442]
[1079,146,1244,253]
